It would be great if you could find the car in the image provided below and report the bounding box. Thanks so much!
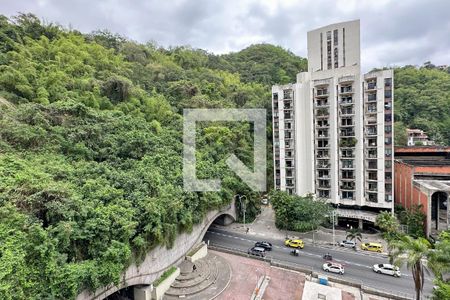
[323,262,345,275]
[339,240,356,248]
[285,239,304,249]
[373,264,401,277]
[361,242,383,253]
[248,246,266,257]
[255,241,272,251]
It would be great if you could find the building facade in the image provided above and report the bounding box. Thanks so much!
[394,146,450,238]
[272,20,394,227]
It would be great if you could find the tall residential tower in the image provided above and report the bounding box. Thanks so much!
[272,20,394,227]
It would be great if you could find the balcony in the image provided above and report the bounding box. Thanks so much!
[316,123,330,128]
[340,185,355,190]
[366,94,377,102]
[340,87,353,95]
[316,101,330,107]
[340,109,355,116]
[341,176,355,180]
[340,99,354,105]
[316,108,329,118]
[340,131,355,137]
[367,82,377,90]
[317,174,330,179]
[317,163,331,169]
[341,164,355,170]
[315,90,329,98]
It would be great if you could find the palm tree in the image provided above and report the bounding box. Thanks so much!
[389,235,431,300]
[346,228,362,243]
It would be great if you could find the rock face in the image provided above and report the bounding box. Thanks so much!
[164,253,231,300]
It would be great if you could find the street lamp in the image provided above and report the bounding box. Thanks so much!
[237,194,248,232]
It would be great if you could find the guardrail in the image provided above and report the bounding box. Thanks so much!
[208,244,414,300]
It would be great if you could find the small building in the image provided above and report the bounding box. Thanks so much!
[394,146,450,238]
[407,128,434,146]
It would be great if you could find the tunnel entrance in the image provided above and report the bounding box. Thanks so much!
[105,286,134,300]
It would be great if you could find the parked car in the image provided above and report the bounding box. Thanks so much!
[255,241,272,251]
[248,246,266,257]
[339,240,356,248]
[285,239,304,249]
[373,264,401,277]
[323,262,345,275]
[361,242,383,253]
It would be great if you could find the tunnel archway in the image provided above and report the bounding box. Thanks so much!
[431,191,449,231]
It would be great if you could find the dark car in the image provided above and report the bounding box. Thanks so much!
[255,241,273,251]
[248,246,266,257]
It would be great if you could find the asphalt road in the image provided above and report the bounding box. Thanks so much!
[204,227,434,299]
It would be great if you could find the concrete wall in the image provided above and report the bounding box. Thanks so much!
[134,285,153,300]
[187,242,208,263]
[76,203,235,300]
[151,267,180,300]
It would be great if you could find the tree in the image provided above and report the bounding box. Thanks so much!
[428,231,450,299]
[346,228,362,243]
[269,190,332,232]
[375,211,400,240]
[389,236,431,300]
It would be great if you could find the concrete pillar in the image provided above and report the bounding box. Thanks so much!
[358,219,363,229]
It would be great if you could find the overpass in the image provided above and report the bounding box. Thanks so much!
[76,200,236,300]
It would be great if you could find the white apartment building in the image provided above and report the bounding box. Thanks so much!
[272,20,394,228]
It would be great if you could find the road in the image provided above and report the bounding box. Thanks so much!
[204,227,434,299]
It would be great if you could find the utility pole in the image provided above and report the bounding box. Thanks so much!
[237,194,247,232]
[332,210,336,247]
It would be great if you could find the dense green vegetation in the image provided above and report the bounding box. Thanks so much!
[0,14,304,299]
[394,65,450,146]
[269,190,332,232]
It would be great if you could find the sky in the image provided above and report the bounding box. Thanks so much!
[2,0,450,71]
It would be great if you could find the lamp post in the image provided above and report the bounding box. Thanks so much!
[237,194,247,232]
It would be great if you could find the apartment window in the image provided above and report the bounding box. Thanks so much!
[367,103,377,113]
[368,172,377,180]
[320,32,323,70]
[284,112,292,119]
[334,47,338,68]
[384,102,392,110]
[273,93,278,100]
[384,78,392,87]
[342,191,354,200]
[274,121,279,129]
[367,80,376,90]
[385,125,392,133]
[385,148,392,156]
[340,85,352,93]
[285,122,292,129]
[385,114,392,122]
[385,172,392,179]
[276,169,280,176]
[385,183,392,193]
[341,96,352,104]
[327,31,331,40]
[342,160,353,168]
[275,179,280,185]
[341,118,353,126]
[342,149,354,157]
[286,169,293,177]
[318,140,329,148]
[385,160,392,169]
[343,28,346,66]
[385,194,393,202]
[368,149,377,158]
[283,89,292,99]
[385,137,392,145]
[327,40,332,69]
[274,102,278,110]
[333,29,338,45]
[385,90,392,99]
[368,93,377,101]
[275,160,280,167]
[286,151,292,158]
[368,138,377,147]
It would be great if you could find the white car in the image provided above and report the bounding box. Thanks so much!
[323,262,345,275]
[373,264,401,277]
[339,240,356,248]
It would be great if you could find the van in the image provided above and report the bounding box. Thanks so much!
[361,242,383,253]
[248,246,266,257]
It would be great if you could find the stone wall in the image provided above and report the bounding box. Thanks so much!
[76,202,235,300]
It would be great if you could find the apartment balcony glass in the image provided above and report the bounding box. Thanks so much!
[340,108,355,116]
[316,100,329,107]
[367,193,378,202]
[367,139,377,147]
[340,86,353,94]
[367,81,377,90]
[340,97,353,105]
[317,121,329,128]
[367,93,377,102]
[366,126,377,136]
[283,89,292,99]
[341,191,355,200]
[367,183,378,192]
[315,88,329,97]
[367,161,377,170]
[341,183,355,190]
[317,150,330,158]
[367,149,377,158]
[318,190,330,198]
[317,141,329,148]
[316,108,329,118]
[341,171,355,180]
[367,172,378,181]
[317,172,330,179]
[285,160,295,168]
[340,130,355,137]
[317,162,331,169]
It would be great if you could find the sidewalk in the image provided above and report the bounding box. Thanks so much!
[211,205,389,253]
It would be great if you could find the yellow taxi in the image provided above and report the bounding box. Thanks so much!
[360,242,383,253]
[285,239,304,249]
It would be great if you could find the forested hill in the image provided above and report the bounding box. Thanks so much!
[0,13,449,300]
[0,14,302,299]
[394,65,450,146]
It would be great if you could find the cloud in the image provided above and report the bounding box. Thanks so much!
[2,0,449,70]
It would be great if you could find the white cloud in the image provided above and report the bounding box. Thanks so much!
[2,0,449,70]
